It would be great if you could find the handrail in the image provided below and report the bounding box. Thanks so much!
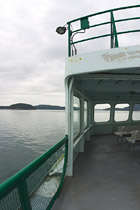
[67,5,140,24]
[0,135,68,210]
[67,5,140,56]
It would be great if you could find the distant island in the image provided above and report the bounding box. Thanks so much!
[35,105,65,110]
[0,103,65,110]
[0,103,140,111]
[9,103,36,110]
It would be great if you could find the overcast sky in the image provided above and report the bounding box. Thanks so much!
[0,0,139,106]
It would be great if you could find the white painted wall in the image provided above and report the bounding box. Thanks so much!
[65,45,140,78]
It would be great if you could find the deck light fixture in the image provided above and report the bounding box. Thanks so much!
[56,26,66,35]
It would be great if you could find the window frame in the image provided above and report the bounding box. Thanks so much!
[132,103,140,121]
[114,103,130,122]
[94,103,111,123]
[73,95,81,139]
[84,100,88,129]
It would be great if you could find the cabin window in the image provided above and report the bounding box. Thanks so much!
[94,103,111,122]
[84,101,88,129]
[73,96,80,137]
[114,103,129,122]
[132,104,140,121]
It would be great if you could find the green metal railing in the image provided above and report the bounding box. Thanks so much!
[67,5,140,56]
[0,135,68,210]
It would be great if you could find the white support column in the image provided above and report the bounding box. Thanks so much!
[79,97,84,152]
[110,102,115,133]
[80,97,84,134]
[110,102,115,124]
[89,100,94,136]
[128,102,133,122]
[65,77,74,176]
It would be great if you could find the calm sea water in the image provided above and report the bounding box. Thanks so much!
[1,110,140,184]
[0,110,65,184]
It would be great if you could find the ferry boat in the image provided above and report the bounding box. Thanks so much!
[0,5,140,210]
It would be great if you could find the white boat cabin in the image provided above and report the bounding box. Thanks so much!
[64,5,140,176]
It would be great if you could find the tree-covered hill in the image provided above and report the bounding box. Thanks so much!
[34,104,65,110]
[9,103,36,110]
[0,103,65,110]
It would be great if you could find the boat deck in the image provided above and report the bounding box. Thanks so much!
[52,134,140,210]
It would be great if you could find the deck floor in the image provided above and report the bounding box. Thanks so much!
[52,135,140,210]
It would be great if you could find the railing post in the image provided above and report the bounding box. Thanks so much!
[61,136,68,184]
[47,136,68,210]
[110,11,119,48]
[18,181,32,210]
[68,23,71,57]
[110,11,114,48]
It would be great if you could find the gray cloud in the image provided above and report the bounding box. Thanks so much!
[0,0,139,105]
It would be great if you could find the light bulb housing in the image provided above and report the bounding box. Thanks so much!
[56,26,66,35]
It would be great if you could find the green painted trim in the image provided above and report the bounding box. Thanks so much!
[67,5,140,56]
[110,11,119,48]
[115,16,140,23]
[71,29,140,45]
[67,5,140,24]
[68,23,71,57]
[110,12,114,48]
[47,137,68,210]
[80,17,90,30]
[72,21,111,33]
[72,33,112,45]
[0,135,68,198]
[18,181,32,210]
[72,17,140,33]
[72,17,140,34]
[117,29,140,35]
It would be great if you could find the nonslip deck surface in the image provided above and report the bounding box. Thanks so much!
[52,135,140,210]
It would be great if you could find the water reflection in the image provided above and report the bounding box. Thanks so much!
[0,110,65,183]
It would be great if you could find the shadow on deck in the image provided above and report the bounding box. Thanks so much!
[52,134,140,210]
